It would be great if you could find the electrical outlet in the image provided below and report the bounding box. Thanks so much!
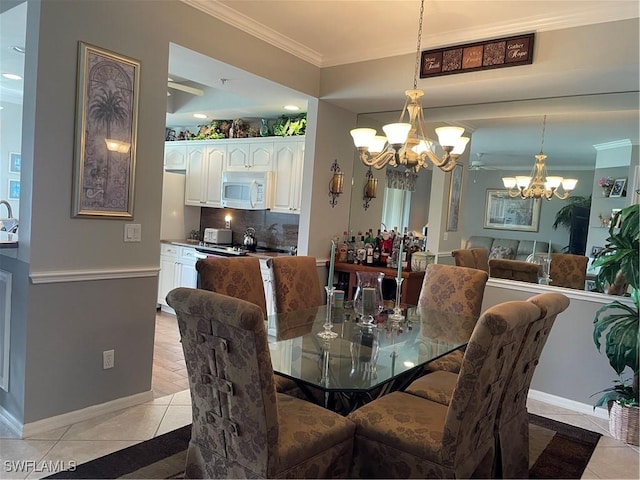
[103,349,115,369]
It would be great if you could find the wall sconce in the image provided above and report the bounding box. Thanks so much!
[328,159,344,208]
[363,167,378,210]
[224,215,231,229]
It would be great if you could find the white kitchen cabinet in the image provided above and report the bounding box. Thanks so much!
[184,142,225,207]
[157,244,199,312]
[163,141,188,170]
[271,138,305,214]
[226,138,273,171]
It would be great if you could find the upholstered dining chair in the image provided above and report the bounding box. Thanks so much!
[268,255,323,313]
[403,292,570,479]
[196,256,267,317]
[166,287,355,479]
[196,256,295,395]
[549,253,589,289]
[451,247,490,273]
[347,300,542,479]
[489,258,539,283]
[496,291,570,478]
[417,263,489,374]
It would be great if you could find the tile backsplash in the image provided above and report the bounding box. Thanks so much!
[200,208,299,250]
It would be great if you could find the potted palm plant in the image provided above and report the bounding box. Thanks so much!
[591,204,639,445]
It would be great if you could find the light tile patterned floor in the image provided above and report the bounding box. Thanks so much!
[1,312,638,479]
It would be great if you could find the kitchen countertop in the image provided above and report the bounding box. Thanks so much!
[161,239,291,258]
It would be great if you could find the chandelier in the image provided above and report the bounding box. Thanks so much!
[349,0,469,174]
[501,116,578,200]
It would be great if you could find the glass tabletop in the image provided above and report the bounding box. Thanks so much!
[266,305,477,394]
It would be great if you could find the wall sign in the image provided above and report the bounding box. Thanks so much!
[420,33,535,78]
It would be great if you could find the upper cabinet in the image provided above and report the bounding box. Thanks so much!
[271,138,305,214]
[226,138,274,171]
[163,141,188,170]
[184,142,225,207]
[170,136,305,211]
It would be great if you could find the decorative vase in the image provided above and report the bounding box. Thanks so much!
[353,271,384,321]
[259,119,270,137]
[602,186,612,197]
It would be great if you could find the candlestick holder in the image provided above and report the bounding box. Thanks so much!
[388,277,405,324]
[318,286,339,339]
[320,340,331,386]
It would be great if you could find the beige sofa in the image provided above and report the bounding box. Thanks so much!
[464,236,552,262]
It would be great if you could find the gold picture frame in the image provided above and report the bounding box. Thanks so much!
[72,42,140,218]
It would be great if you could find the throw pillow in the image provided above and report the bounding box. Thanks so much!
[489,246,514,260]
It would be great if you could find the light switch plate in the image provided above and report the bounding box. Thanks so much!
[124,224,142,242]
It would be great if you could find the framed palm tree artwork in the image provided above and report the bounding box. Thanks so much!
[72,42,140,218]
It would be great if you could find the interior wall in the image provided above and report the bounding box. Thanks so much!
[3,0,323,425]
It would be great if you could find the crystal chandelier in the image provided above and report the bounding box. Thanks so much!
[502,116,578,200]
[349,0,469,174]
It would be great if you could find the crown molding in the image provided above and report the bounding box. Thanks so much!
[182,0,323,66]
[181,0,638,68]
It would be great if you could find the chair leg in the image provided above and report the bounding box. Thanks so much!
[497,412,530,479]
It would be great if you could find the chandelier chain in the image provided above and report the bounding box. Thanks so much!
[413,0,425,89]
[540,114,547,154]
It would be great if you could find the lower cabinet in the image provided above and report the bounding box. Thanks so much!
[158,244,198,312]
[260,258,277,335]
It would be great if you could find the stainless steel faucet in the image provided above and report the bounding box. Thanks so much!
[0,200,18,233]
[0,200,13,219]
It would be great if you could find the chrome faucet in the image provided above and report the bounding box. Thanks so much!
[0,200,18,233]
[0,200,12,219]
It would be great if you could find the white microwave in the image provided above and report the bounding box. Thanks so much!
[221,171,273,210]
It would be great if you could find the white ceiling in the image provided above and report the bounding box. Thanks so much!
[2,1,638,170]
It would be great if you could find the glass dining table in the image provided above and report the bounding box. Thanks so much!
[266,304,478,414]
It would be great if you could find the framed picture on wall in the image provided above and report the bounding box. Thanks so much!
[72,42,140,218]
[484,189,541,232]
[9,153,21,173]
[609,178,626,198]
[446,164,463,232]
[8,180,20,200]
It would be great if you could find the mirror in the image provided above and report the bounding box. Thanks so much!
[347,93,639,293]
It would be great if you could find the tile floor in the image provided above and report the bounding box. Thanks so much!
[1,312,638,479]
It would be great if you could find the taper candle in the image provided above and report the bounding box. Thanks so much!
[548,241,552,257]
[397,241,403,283]
[532,240,537,256]
[328,240,336,288]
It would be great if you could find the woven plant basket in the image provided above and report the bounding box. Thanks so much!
[609,402,639,446]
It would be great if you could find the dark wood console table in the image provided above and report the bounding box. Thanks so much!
[326,261,425,305]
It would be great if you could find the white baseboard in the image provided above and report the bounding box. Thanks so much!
[0,406,23,437]
[528,389,610,420]
[3,390,153,439]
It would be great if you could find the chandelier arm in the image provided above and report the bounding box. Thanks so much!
[360,150,396,170]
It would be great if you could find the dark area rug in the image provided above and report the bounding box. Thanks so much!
[46,413,601,479]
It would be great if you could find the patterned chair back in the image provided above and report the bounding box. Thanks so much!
[495,292,570,478]
[166,288,278,478]
[549,253,589,289]
[441,300,542,467]
[418,263,489,317]
[196,257,267,317]
[451,247,490,273]
[268,256,323,313]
